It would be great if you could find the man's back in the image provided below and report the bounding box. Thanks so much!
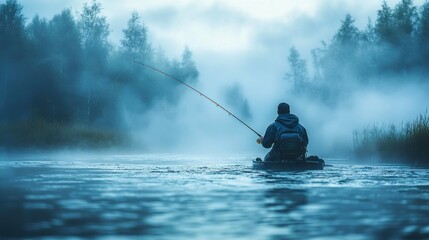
[261,113,308,149]
[258,103,309,161]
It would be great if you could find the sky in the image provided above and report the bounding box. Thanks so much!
[18,1,389,56]
[17,0,429,156]
[19,0,426,54]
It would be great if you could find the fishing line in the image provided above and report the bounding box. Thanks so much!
[134,60,262,137]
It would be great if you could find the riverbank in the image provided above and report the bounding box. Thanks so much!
[353,111,429,164]
[0,120,129,150]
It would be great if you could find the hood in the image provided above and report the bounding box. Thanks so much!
[275,113,299,128]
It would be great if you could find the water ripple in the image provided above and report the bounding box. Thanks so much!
[0,154,428,239]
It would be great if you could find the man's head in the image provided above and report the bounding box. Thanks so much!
[277,102,290,114]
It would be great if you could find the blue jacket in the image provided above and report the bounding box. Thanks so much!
[261,113,308,149]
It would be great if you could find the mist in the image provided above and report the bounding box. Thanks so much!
[1,0,428,158]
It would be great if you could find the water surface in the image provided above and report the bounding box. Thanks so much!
[1,154,428,239]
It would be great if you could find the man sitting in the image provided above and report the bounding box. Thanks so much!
[257,102,308,161]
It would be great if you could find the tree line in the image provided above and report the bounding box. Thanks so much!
[0,0,199,131]
[285,0,429,104]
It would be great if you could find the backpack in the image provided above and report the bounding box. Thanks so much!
[275,124,305,160]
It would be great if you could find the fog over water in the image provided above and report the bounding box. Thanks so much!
[10,0,429,157]
[3,1,429,239]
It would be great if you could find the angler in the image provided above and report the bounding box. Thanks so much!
[257,102,308,161]
[134,61,325,170]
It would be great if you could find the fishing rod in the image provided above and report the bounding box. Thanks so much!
[134,60,262,138]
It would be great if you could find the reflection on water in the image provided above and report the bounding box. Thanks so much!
[0,154,429,239]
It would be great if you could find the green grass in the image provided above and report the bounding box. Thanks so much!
[0,120,129,149]
[353,111,429,164]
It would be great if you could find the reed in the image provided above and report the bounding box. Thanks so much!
[353,111,429,163]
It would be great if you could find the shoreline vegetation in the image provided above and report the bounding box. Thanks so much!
[0,0,199,151]
[0,120,129,150]
[353,111,429,164]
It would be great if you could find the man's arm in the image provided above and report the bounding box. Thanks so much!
[261,124,276,148]
[301,125,309,147]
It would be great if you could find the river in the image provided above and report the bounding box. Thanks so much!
[1,153,428,239]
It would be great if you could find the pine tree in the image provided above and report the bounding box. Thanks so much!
[0,0,28,121]
[121,12,152,62]
[78,0,110,123]
[418,2,429,68]
[393,0,417,42]
[375,1,395,44]
[333,14,360,48]
[285,47,308,93]
[180,47,199,83]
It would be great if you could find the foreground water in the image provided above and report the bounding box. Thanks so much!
[1,153,428,239]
